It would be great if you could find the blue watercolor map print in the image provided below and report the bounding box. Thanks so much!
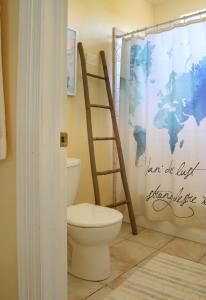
[122,41,206,165]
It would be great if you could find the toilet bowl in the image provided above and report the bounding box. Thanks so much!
[67,203,123,281]
[66,158,123,281]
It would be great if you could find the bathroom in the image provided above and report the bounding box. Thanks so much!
[66,0,206,299]
[0,0,206,300]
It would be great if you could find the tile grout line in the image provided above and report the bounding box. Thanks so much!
[135,249,160,268]
[160,248,206,264]
[113,227,177,252]
[111,237,158,254]
[110,231,138,247]
[197,251,206,263]
[106,249,160,289]
[126,235,175,250]
[158,236,176,250]
[157,236,206,263]
[112,225,148,245]
[110,235,173,267]
[83,285,107,300]
[110,234,176,267]
[105,265,137,289]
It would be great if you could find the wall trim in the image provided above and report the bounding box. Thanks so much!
[16,0,68,299]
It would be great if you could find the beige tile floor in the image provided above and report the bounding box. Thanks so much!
[67,222,206,300]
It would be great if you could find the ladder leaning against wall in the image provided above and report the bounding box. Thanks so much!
[78,42,137,235]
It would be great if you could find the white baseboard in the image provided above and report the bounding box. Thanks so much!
[124,215,206,245]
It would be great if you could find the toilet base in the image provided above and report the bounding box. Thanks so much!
[69,240,111,281]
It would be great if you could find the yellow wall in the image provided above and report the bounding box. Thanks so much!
[0,0,19,299]
[154,0,206,22]
[68,0,154,205]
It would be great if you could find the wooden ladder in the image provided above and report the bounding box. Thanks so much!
[78,42,137,235]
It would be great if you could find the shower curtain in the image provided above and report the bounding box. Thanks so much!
[0,23,6,160]
[118,21,206,229]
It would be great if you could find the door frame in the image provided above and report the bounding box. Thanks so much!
[16,0,68,299]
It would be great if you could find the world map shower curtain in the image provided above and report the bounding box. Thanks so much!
[119,21,206,228]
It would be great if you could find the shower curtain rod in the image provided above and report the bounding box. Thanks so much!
[116,9,206,39]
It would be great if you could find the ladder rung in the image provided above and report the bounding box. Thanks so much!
[90,104,111,109]
[96,168,121,176]
[87,73,105,80]
[93,137,116,141]
[107,201,127,208]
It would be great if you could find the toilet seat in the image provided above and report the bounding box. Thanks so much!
[67,203,123,228]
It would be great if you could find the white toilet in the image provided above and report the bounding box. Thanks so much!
[66,158,123,281]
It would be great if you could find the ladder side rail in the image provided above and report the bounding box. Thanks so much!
[78,43,101,205]
[100,51,137,235]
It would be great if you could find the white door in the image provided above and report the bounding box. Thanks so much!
[16,1,68,299]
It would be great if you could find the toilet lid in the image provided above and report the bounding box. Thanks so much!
[67,203,123,227]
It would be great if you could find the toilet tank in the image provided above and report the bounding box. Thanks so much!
[66,158,81,206]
